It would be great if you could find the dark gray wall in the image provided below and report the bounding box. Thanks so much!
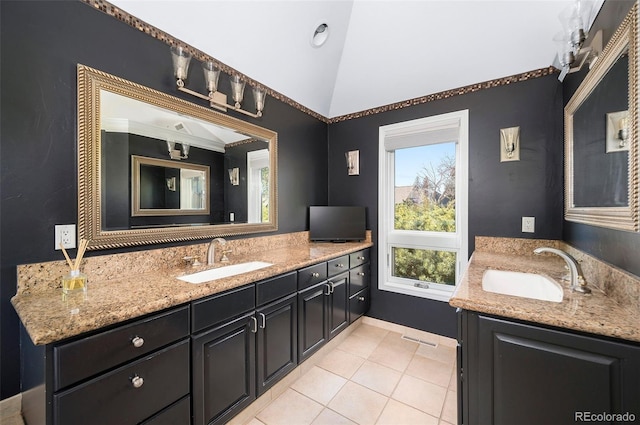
[328,75,564,337]
[0,0,327,398]
[563,0,640,277]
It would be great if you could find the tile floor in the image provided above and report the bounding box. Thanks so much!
[243,318,458,425]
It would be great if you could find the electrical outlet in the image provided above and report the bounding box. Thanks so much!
[55,224,76,250]
[522,217,535,233]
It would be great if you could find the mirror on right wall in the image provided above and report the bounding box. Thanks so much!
[565,3,638,232]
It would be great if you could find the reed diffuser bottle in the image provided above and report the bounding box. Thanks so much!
[61,239,89,294]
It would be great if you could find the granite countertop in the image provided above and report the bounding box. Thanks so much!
[450,249,640,343]
[12,240,372,346]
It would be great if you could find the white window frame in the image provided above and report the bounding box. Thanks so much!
[378,110,469,302]
[247,149,269,223]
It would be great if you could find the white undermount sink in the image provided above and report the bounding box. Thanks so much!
[482,269,564,303]
[178,261,273,284]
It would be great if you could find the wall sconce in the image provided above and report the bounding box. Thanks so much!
[606,111,630,153]
[170,45,266,118]
[553,1,598,81]
[166,176,177,191]
[167,141,189,160]
[500,127,520,162]
[345,150,360,175]
[228,168,240,185]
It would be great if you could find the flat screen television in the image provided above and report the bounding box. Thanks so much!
[309,206,366,242]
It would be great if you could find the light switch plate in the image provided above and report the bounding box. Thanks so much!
[522,217,535,233]
[55,224,76,250]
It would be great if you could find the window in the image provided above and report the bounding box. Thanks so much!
[247,149,269,223]
[378,110,469,302]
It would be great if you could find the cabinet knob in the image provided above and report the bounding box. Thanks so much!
[131,336,144,348]
[358,256,365,261]
[336,263,345,268]
[312,272,320,278]
[358,272,365,276]
[131,375,144,388]
[358,296,366,302]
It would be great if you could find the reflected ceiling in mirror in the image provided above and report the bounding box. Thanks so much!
[564,4,638,232]
[78,65,278,250]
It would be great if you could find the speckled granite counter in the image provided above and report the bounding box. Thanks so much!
[450,237,640,343]
[12,232,372,346]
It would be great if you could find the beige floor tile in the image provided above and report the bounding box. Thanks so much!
[351,360,402,396]
[448,368,458,393]
[440,390,457,424]
[311,408,357,425]
[328,381,388,425]
[416,343,456,365]
[376,399,439,425]
[291,366,347,405]
[439,421,455,425]
[317,348,366,379]
[337,333,381,359]
[256,389,323,425]
[244,418,266,425]
[379,332,420,353]
[350,323,389,342]
[405,355,454,388]
[392,375,447,418]
[368,341,415,372]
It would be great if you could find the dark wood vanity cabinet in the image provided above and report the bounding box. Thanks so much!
[28,306,191,425]
[458,309,640,425]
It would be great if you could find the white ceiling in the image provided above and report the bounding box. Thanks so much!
[109,0,603,119]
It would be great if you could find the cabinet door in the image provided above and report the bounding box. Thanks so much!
[256,293,298,396]
[328,273,348,339]
[298,282,328,362]
[474,314,640,425]
[192,312,256,425]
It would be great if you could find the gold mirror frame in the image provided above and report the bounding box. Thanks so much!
[131,155,210,217]
[78,65,278,250]
[565,4,638,232]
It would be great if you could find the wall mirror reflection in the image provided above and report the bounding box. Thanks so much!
[78,65,278,250]
[565,4,638,232]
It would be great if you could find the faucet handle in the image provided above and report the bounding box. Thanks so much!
[183,256,201,267]
[220,249,232,263]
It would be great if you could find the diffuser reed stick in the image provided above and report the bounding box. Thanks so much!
[61,239,89,293]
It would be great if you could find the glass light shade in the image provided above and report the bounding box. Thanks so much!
[170,46,192,80]
[253,87,267,114]
[559,1,588,48]
[202,61,220,93]
[553,31,575,67]
[181,143,190,157]
[230,75,246,107]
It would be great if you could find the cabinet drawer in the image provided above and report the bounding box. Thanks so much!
[141,395,190,425]
[349,264,369,296]
[192,284,255,333]
[297,262,327,290]
[349,249,369,268]
[256,272,297,306]
[54,339,190,425]
[328,256,349,277]
[54,305,189,391]
[349,288,370,323]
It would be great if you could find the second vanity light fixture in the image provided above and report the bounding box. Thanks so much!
[500,126,520,162]
[553,0,598,81]
[170,46,267,118]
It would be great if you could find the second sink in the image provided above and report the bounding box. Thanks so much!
[178,261,273,284]
[482,269,563,303]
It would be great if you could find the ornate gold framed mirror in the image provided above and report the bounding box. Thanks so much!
[78,65,278,250]
[565,4,638,232]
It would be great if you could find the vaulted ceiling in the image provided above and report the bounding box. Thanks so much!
[109,0,603,119]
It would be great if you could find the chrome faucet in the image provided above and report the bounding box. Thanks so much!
[207,238,228,265]
[533,247,590,294]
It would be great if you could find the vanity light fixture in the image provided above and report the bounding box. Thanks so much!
[500,126,520,162]
[170,45,267,118]
[346,150,360,175]
[554,0,597,81]
[228,168,240,185]
[167,140,190,160]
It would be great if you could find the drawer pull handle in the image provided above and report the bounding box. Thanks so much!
[358,256,365,261]
[131,336,144,348]
[312,272,320,278]
[131,375,144,388]
[358,296,365,302]
[358,272,365,276]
